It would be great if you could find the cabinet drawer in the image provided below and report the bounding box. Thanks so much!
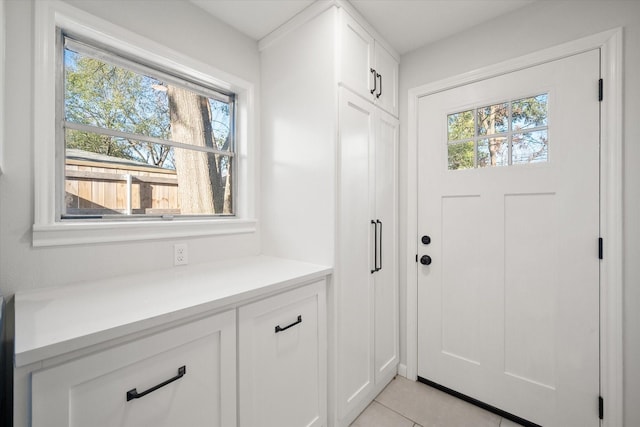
[239,281,327,427]
[31,310,236,427]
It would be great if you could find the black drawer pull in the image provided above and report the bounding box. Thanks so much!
[275,315,302,333]
[126,365,186,402]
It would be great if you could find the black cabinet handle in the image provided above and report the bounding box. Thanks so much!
[370,68,377,95]
[376,73,382,99]
[126,365,186,402]
[275,315,302,333]
[376,219,382,271]
[371,220,377,273]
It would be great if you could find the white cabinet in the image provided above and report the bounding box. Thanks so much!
[260,4,399,427]
[31,310,237,427]
[14,257,330,427]
[239,280,327,427]
[337,88,398,420]
[338,9,374,98]
[338,9,398,116]
[372,43,399,117]
[373,102,399,384]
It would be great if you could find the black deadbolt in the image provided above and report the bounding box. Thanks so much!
[420,255,432,265]
[421,235,431,245]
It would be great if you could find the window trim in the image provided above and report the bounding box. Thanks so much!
[34,1,257,246]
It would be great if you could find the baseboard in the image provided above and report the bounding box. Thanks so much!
[397,363,407,378]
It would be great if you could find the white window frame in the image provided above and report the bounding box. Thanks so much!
[33,1,257,247]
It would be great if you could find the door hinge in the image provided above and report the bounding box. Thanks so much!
[599,395,604,419]
[599,78,604,102]
[599,237,604,260]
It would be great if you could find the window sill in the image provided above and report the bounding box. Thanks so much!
[32,218,257,247]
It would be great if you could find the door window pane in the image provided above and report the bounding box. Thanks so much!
[478,137,508,168]
[448,141,475,170]
[512,94,548,131]
[448,110,474,141]
[477,103,508,136]
[446,93,548,170]
[512,130,548,164]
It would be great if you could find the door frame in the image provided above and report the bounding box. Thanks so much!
[404,28,623,426]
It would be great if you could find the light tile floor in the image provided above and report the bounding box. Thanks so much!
[350,377,524,427]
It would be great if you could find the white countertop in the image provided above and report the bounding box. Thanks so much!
[14,255,332,367]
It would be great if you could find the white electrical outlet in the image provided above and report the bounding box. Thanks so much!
[174,243,188,266]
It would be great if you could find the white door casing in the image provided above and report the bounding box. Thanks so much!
[416,50,600,427]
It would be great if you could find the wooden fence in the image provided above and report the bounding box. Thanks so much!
[65,155,180,216]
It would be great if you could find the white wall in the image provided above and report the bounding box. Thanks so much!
[2,4,260,421]
[398,1,640,425]
[0,0,261,297]
[260,7,337,266]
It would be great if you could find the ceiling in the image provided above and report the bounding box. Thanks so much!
[190,0,534,55]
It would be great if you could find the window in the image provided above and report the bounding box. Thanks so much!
[33,1,256,246]
[61,36,235,219]
[447,93,549,170]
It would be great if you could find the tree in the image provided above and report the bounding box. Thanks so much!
[65,47,234,215]
[447,110,475,170]
[64,50,172,167]
[168,86,214,213]
[446,94,548,169]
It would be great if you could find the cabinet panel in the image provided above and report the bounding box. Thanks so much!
[337,89,375,418]
[374,110,399,382]
[339,9,374,98]
[338,9,398,117]
[373,43,399,117]
[31,310,236,427]
[239,281,326,427]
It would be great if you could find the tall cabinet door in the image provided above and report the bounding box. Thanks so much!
[373,109,399,383]
[337,88,375,419]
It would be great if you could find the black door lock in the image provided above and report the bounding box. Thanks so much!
[420,255,432,265]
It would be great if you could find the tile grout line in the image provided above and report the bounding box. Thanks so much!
[373,397,421,426]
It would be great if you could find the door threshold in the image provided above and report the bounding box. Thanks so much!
[416,376,542,427]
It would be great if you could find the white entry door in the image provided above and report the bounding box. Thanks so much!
[417,50,600,427]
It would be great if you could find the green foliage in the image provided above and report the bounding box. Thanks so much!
[448,142,475,170]
[447,111,475,170]
[447,110,474,141]
[512,94,548,130]
[64,49,172,167]
[445,94,548,169]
